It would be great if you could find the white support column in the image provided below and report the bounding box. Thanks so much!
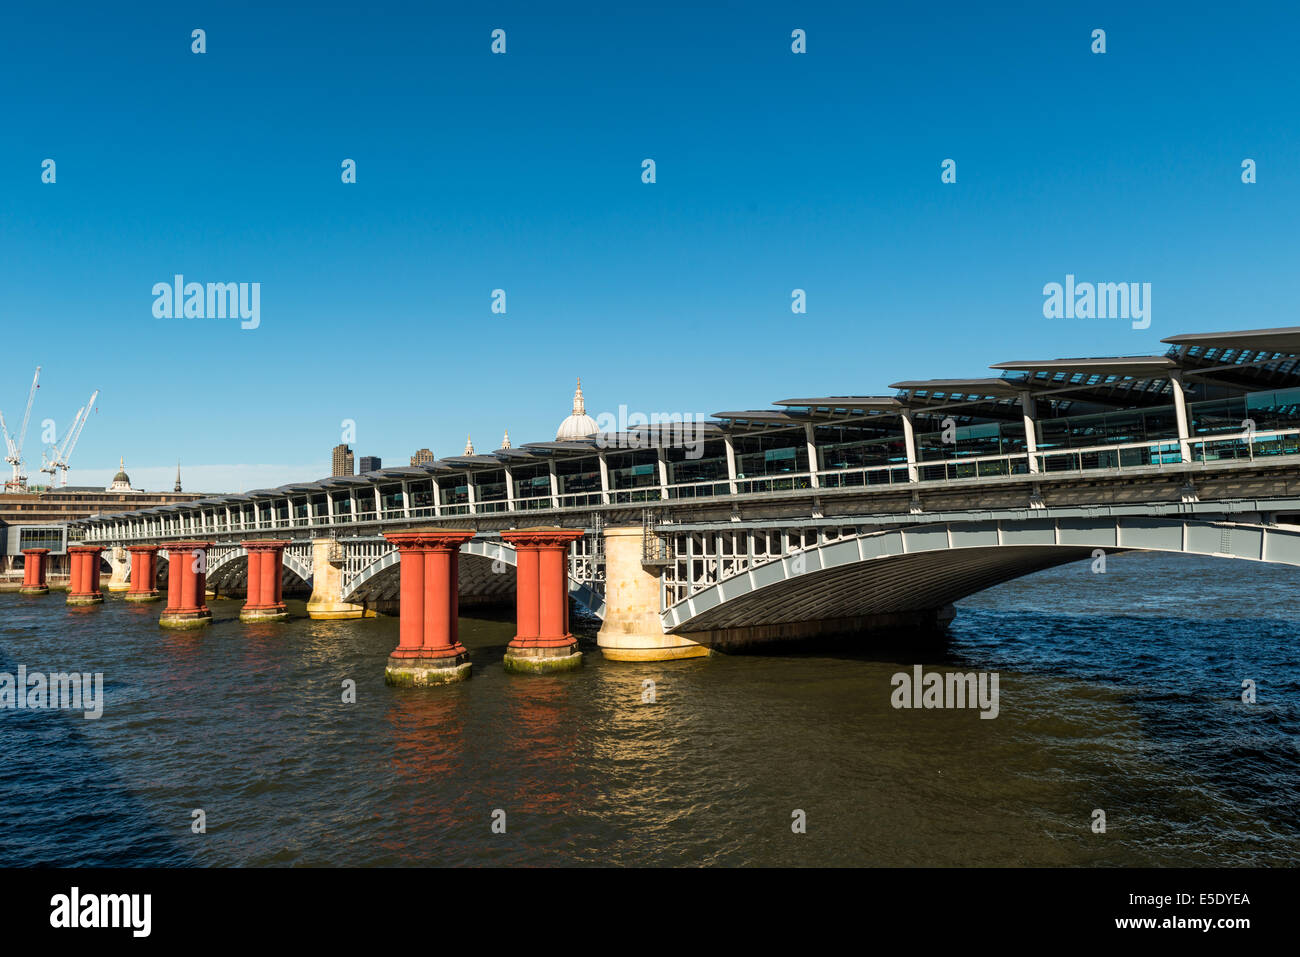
[901,412,919,483]
[400,479,411,520]
[465,473,477,515]
[657,446,669,500]
[1169,370,1192,462]
[597,451,610,505]
[548,460,559,509]
[804,422,820,489]
[503,464,515,511]
[431,475,443,517]
[1020,390,1040,474]
[724,432,739,495]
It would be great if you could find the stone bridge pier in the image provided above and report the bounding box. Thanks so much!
[307,537,375,620]
[597,527,707,661]
[105,546,131,593]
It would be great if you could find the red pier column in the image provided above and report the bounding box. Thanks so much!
[125,545,163,602]
[20,548,50,595]
[240,541,290,622]
[500,527,585,673]
[159,542,213,629]
[66,545,105,605]
[382,528,475,686]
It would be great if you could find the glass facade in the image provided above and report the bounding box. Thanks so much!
[664,441,729,498]
[556,456,601,505]
[512,464,552,508]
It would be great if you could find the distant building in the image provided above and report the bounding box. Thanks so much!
[106,457,139,493]
[410,448,434,466]
[1,481,205,577]
[359,455,381,473]
[556,378,598,440]
[332,444,354,477]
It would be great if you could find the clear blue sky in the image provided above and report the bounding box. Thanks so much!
[3,1,1298,491]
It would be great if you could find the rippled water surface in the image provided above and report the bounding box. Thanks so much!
[2,551,1298,866]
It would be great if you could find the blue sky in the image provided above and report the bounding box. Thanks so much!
[3,1,1299,492]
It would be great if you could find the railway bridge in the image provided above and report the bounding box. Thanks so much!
[49,324,1300,684]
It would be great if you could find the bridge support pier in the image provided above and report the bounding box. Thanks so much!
[66,545,105,605]
[105,546,131,593]
[501,528,585,674]
[19,548,50,595]
[160,542,212,629]
[306,538,374,619]
[124,545,162,602]
[240,540,290,622]
[383,529,475,687]
[596,527,708,661]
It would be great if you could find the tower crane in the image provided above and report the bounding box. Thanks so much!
[0,366,41,490]
[40,390,98,487]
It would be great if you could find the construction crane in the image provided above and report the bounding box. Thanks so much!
[0,366,41,491]
[40,389,98,488]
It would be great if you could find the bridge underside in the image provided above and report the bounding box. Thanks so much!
[673,545,1094,646]
[346,552,517,606]
[657,514,1300,654]
[205,555,311,599]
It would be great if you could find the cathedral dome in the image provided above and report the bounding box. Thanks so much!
[107,457,133,492]
[555,379,598,441]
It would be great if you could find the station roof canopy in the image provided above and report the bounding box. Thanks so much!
[986,355,1180,408]
[320,475,374,487]
[1162,326,1300,354]
[991,355,1178,378]
[712,410,807,425]
[889,377,1030,400]
[1160,326,1300,391]
[624,421,726,436]
[439,454,507,467]
[599,422,726,449]
[373,467,434,480]
[520,440,599,453]
[774,396,903,412]
[492,447,546,460]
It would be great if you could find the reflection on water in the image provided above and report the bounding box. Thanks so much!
[1,551,1297,866]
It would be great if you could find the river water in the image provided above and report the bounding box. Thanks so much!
[1,551,1297,866]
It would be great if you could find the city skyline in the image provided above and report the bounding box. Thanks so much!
[5,3,1300,492]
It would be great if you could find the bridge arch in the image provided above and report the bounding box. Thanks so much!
[202,546,312,595]
[663,516,1300,634]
